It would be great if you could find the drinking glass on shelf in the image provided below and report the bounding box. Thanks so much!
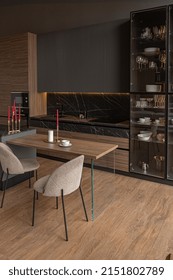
[143,58,148,68]
[159,25,166,40]
[146,98,154,107]
[149,61,157,70]
[153,26,159,39]
[159,50,166,69]
[136,56,144,70]
[154,95,158,107]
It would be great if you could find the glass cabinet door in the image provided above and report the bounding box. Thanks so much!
[167,94,173,180]
[130,7,167,93]
[167,5,173,180]
[168,5,173,93]
[130,94,166,178]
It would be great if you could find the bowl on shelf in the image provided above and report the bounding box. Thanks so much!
[139,117,145,123]
[140,131,152,137]
[144,47,160,56]
[137,133,151,141]
[146,84,161,92]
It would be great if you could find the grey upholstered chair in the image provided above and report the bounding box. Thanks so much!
[32,155,88,241]
[0,142,40,208]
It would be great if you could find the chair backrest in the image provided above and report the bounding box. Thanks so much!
[0,142,24,174]
[43,155,84,197]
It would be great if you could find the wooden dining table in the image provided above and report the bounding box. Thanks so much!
[7,133,118,220]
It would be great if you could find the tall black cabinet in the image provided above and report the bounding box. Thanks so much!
[130,5,173,181]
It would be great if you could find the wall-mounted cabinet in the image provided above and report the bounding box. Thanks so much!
[37,21,130,92]
[130,5,173,181]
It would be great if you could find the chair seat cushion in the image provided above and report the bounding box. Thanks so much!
[20,158,40,173]
[33,175,50,193]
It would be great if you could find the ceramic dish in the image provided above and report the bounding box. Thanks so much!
[146,84,161,92]
[139,118,145,123]
[144,47,160,56]
[137,134,151,141]
[140,131,152,137]
[59,143,72,147]
[144,47,160,53]
[137,121,151,125]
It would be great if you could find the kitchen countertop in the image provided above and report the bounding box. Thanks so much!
[31,115,129,129]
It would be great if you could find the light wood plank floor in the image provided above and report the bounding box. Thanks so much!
[1,157,173,260]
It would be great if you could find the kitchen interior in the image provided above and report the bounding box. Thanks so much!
[1,0,173,260]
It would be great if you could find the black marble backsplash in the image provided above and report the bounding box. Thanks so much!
[47,92,130,122]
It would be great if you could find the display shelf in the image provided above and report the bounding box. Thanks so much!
[130,166,164,179]
[130,5,168,180]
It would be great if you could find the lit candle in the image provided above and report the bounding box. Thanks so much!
[56,109,59,128]
[48,130,54,142]
[8,106,10,121]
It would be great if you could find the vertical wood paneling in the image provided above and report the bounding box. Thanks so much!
[28,33,47,116]
[37,21,130,92]
[0,32,46,118]
[10,33,28,91]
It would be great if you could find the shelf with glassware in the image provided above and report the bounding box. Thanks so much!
[130,129,166,178]
[167,95,173,180]
[130,93,166,178]
[129,6,169,179]
[130,6,167,94]
[130,50,166,93]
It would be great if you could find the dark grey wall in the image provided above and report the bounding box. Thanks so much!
[0,0,172,35]
[38,20,130,92]
[0,0,173,93]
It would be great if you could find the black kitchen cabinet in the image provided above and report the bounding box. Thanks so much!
[37,20,129,92]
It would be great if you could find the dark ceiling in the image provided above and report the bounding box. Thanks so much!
[0,0,172,35]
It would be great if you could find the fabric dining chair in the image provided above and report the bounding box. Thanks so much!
[0,142,40,208]
[32,155,88,241]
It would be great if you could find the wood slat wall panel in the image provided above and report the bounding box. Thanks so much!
[10,33,28,91]
[28,33,47,117]
[0,33,46,117]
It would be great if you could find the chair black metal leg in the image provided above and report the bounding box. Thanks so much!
[36,191,39,200]
[56,197,58,209]
[0,171,4,182]
[29,172,31,188]
[79,185,88,222]
[0,171,4,198]
[61,189,68,241]
[32,190,36,226]
[35,170,38,181]
[1,171,9,208]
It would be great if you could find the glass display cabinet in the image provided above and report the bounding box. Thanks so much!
[130,6,169,179]
[167,6,173,181]
[167,95,173,180]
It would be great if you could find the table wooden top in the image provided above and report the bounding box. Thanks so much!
[7,133,118,160]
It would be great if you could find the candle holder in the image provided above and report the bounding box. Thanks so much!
[7,106,21,134]
[17,119,21,133]
[8,120,11,134]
